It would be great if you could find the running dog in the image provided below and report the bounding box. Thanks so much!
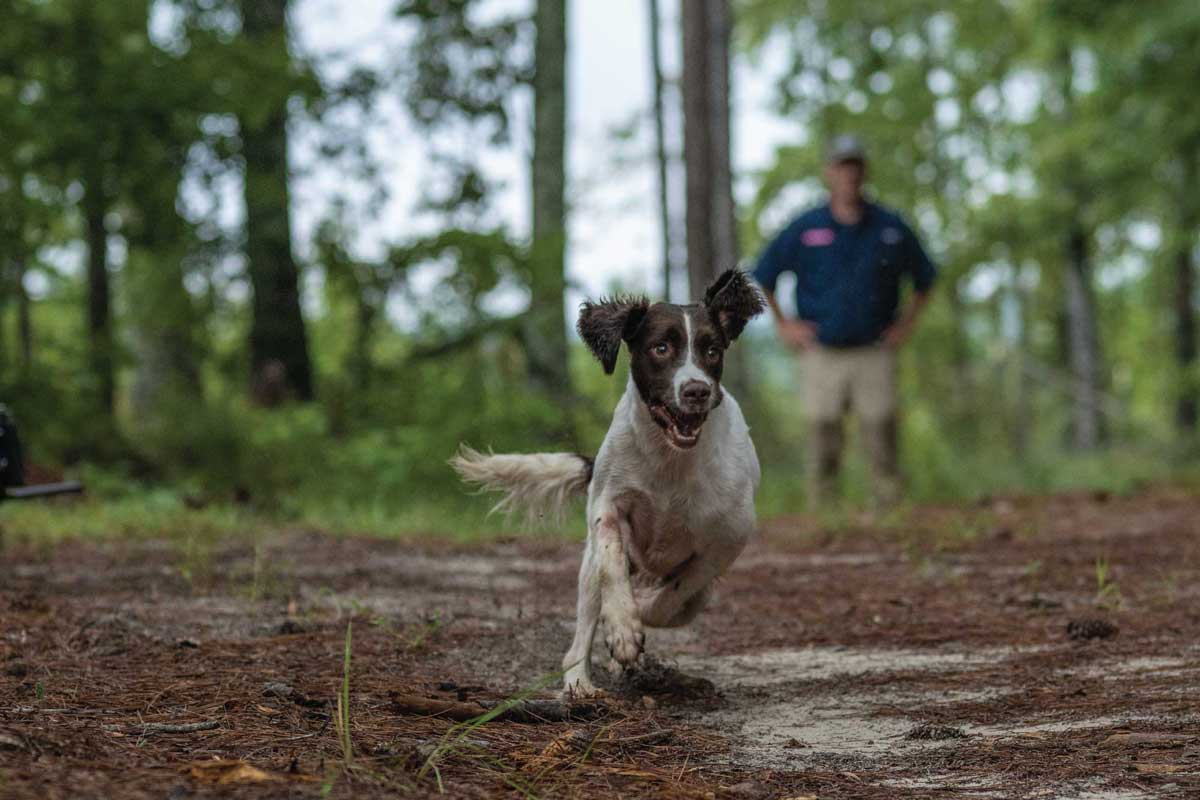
[452,269,765,696]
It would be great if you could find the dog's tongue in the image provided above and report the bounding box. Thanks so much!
[649,404,704,446]
[668,413,704,448]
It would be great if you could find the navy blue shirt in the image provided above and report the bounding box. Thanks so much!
[753,202,936,347]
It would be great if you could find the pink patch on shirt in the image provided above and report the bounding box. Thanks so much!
[801,227,835,247]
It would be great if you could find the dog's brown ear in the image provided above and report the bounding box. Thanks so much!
[577,295,650,374]
[704,269,765,342]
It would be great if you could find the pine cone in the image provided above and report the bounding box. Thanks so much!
[1067,618,1118,640]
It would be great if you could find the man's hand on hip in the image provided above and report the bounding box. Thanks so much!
[881,318,915,349]
[778,319,819,351]
[882,292,931,350]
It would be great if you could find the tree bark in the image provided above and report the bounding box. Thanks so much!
[127,250,202,418]
[1053,48,1104,450]
[1009,268,1031,459]
[648,0,673,302]
[1175,233,1197,431]
[76,4,114,415]
[0,265,7,373]
[526,0,570,397]
[15,256,32,373]
[126,144,203,419]
[682,0,745,395]
[681,0,709,296]
[352,294,376,393]
[1064,225,1104,449]
[682,0,737,300]
[84,164,114,414]
[238,0,314,405]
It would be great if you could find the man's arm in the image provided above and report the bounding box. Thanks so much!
[754,221,819,351]
[881,290,931,349]
[763,289,819,350]
[882,221,937,349]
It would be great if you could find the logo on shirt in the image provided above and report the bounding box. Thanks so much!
[801,227,835,247]
[881,227,902,245]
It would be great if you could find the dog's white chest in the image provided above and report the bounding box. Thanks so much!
[618,487,719,581]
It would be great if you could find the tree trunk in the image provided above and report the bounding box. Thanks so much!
[239,0,314,405]
[648,0,673,302]
[126,146,203,419]
[0,265,7,374]
[127,250,201,418]
[1009,268,1031,459]
[681,0,736,299]
[1174,234,1197,431]
[526,0,570,396]
[1064,225,1104,449]
[77,4,114,415]
[84,165,114,414]
[682,0,744,394]
[15,256,32,373]
[944,276,974,419]
[352,295,375,393]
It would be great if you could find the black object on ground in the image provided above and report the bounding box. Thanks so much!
[0,404,84,503]
[1067,618,1119,640]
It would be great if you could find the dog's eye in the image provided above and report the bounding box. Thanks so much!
[705,345,721,360]
[652,342,671,357]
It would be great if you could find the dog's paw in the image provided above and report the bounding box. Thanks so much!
[561,675,605,700]
[604,618,645,667]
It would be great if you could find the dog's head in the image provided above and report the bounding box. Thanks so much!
[577,270,765,450]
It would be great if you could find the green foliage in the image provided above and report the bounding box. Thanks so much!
[1,0,1199,544]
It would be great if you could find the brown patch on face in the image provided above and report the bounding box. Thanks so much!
[576,271,763,451]
[576,295,650,374]
[627,304,725,449]
[702,269,767,342]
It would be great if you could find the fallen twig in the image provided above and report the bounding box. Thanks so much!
[137,721,220,734]
[612,729,672,748]
[390,692,603,723]
[262,681,326,709]
[10,707,125,715]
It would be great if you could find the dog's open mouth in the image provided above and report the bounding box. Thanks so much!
[648,403,706,449]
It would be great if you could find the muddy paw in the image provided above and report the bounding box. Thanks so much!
[561,676,606,700]
[605,619,645,667]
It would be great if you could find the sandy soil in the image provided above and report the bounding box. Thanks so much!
[2,488,1199,798]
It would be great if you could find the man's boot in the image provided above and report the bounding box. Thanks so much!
[807,419,844,511]
[861,415,901,510]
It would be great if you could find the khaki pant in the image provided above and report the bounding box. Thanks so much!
[800,345,900,510]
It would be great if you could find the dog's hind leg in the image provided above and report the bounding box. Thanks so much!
[640,583,713,628]
[637,547,735,627]
[562,543,603,697]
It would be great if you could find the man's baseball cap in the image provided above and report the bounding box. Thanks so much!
[825,134,867,164]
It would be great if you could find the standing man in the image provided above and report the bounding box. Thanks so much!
[753,135,937,509]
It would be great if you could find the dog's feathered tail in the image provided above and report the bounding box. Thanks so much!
[450,446,592,524]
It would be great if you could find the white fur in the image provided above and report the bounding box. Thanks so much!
[562,376,760,696]
[450,446,589,525]
[452,377,761,698]
[672,310,712,405]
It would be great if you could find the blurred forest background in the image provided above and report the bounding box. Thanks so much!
[1,0,1198,536]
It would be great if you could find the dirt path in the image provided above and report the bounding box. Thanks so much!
[2,489,1199,798]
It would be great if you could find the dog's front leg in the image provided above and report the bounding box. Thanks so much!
[561,541,603,697]
[595,506,644,668]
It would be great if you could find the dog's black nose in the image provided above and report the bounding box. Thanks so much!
[681,380,712,408]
